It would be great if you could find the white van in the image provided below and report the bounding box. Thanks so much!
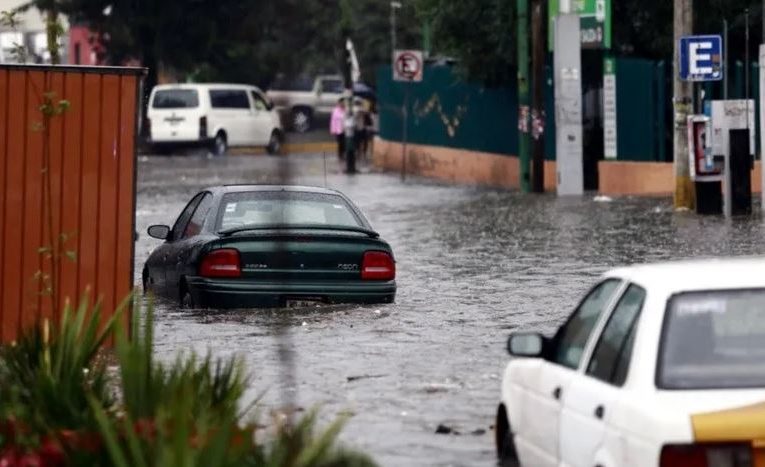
[146,83,283,155]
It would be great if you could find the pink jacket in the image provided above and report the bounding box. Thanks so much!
[330,106,345,135]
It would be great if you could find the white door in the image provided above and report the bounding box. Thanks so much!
[208,89,255,146]
[250,90,273,145]
[517,279,624,467]
[559,283,646,467]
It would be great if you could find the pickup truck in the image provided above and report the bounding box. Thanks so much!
[266,75,345,133]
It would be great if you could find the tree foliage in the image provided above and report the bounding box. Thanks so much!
[416,0,515,87]
[54,0,421,91]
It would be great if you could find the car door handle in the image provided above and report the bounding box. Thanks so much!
[594,405,605,420]
[552,387,561,400]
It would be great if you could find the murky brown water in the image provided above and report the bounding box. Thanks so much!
[135,153,765,467]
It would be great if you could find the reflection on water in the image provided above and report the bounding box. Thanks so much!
[135,154,765,467]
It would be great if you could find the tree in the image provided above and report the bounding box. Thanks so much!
[416,0,515,87]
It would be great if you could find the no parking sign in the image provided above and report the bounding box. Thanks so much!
[393,50,423,82]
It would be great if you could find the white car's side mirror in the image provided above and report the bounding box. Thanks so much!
[507,333,545,358]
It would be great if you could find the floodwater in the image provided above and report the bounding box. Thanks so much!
[135,153,765,467]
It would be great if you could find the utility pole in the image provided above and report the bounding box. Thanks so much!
[517,0,532,193]
[673,0,694,210]
[531,0,546,193]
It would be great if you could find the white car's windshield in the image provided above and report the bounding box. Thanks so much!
[659,289,765,389]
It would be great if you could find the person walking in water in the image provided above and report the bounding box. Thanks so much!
[330,98,346,160]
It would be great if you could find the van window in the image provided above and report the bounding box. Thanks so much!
[152,89,199,109]
[209,90,250,109]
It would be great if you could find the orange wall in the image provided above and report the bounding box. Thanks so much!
[0,64,144,343]
[598,161,763,195]
[375,137,763,197]
[373,137,557,192]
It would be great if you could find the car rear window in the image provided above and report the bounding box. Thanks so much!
[152,89,199,109]
[659,289,765,389]
[217,191,362,231]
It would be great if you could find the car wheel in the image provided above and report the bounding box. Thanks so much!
[181,290,195,309]
[291,108,312,133]
[142,269,149,295]
[496,405,519,467]
[267,130,282,155]
[211,132,227,156]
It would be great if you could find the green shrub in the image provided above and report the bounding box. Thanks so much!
[0,297,377,467]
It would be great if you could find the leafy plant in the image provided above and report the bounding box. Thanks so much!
[0,298,378,467]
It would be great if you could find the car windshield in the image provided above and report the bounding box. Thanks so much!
[217,191,362,231]
[152,89,199,109]
[659,289,765,389]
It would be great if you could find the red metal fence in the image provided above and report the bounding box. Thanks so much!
[0,64,145,342]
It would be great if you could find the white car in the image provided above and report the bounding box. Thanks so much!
[146,83,283,155]
[496,257,765,467]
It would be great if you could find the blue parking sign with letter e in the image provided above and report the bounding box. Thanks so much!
[679,35,723,82]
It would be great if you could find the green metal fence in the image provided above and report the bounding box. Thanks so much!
[377,64,517,155]
[377,59,761,164]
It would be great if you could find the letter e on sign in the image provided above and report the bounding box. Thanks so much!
[680,35,723,82]
[393,50,424,82]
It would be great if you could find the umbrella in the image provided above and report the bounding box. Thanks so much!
[353,82,376,101]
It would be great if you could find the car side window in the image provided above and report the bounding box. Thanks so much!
[250,91,267,111]
[209,90,250,109]
[553,279,621,370]
[586,284,646,386]
[171,193,205,241]
[182,193,213,239]
[320,79,343,94]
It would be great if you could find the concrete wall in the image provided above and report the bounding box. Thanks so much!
[598,161,762,195]
[375,137,763,196]
[373,137,557,192]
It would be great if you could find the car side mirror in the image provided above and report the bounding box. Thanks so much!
[507,332,545,358]
[148,225,171,240]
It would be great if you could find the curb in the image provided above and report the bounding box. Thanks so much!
[229,141,336,156]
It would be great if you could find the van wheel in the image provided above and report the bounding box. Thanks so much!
[291,108,312,133]
[496,405,519,466]
[212,132,227,156]
[267,130,282,155]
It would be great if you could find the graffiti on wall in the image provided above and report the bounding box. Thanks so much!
[413,93,469,138]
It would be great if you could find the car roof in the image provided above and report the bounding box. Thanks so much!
[206,184,347,197]
[604,256,765,294]
[153,83,263,92]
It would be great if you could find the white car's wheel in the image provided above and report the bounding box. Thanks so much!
[267,130,282,155]
[291,108,312,133]
[496,405,519,466]
[212,132,227,156]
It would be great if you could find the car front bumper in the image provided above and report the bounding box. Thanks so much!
[185,276,396,309]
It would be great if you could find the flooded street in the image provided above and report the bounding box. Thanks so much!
[135,154,765,467]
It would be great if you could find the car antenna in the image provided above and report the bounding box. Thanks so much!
[322,151,328,188]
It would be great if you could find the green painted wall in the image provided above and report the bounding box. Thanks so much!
[377,64,518,156]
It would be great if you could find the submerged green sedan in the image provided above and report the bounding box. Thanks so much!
[143,185,396,308]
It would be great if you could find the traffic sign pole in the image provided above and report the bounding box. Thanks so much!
[401,80,409,181]
[393,50,423,181]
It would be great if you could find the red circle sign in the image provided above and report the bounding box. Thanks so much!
[395,52,421,80]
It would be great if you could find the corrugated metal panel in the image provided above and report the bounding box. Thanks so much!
[0,64,144,342]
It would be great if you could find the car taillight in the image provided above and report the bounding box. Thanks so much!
[361,251,395,280]
[144,117,151,139]
[200,249,241,278]
[660,443,752,467]
[199,116,207,138]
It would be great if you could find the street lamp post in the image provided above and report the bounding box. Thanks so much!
[391,1,401,59]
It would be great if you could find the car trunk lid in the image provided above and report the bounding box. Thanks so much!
[212,231,393,282]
